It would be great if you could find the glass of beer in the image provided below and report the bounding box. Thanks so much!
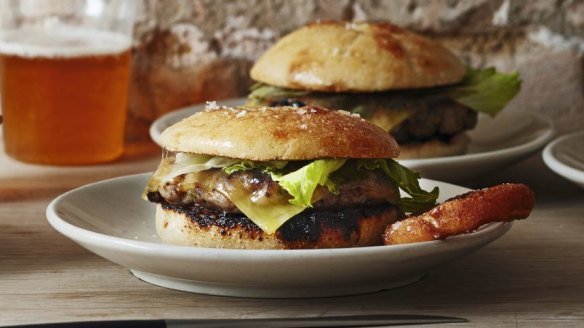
[0,0,136,165]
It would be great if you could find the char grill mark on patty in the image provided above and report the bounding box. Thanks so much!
[158,201,398,244]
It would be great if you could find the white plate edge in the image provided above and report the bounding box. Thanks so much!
[542,131,584,184]
[45,173,512,258]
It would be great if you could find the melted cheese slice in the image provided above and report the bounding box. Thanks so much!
[220,185,305,235]
[367,107,412,132]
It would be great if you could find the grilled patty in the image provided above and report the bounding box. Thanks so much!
[389,100,477,143]
[148,168,399,213]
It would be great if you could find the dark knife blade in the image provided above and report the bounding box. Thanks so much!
[4,314,467,328]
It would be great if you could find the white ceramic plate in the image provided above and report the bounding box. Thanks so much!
[149,98,554,181]
[47,173,512,298]
[542,131,584,189]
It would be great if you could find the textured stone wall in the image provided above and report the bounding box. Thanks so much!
[128,0,584,143]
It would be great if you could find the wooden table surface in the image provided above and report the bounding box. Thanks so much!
[1,146,583,327]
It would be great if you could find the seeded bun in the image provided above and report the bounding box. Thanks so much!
[160,105,400,160]
[155,204,400,249]
[250,21,466,92]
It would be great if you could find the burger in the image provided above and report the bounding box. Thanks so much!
[143,104,438,249]
[247,21,521,159]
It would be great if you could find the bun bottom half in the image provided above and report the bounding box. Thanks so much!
[396,134,470,160]
[155,203,400,249]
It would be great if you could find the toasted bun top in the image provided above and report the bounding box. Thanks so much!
[160,104,400,160]
[250,21,466,92]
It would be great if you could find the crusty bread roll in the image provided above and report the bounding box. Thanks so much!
[250,21,466,92]
[160,105,400,160]
[156,204,400,249]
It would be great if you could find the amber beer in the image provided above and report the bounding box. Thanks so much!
[0,28,131,165]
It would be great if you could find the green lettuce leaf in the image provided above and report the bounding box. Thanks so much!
[247,83,309,105]
[222,158,346,234]
[356,159,439,213]
[223,160,288,175]
[446,68,521,116]
[271,159,347,207]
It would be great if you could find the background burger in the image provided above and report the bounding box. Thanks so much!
[247,21,521,159]
[143,104,438,249]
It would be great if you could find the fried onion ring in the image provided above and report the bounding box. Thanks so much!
[384,183,535,245]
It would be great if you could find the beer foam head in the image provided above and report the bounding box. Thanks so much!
[0,27,131,58]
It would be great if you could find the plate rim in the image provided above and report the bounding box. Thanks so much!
[46,172,512,258]
[542,131,584,184]
[149,98,554,167]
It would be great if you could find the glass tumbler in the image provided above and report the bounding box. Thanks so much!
[0,0,136,165]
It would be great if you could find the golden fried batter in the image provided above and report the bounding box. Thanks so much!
[384,183,535,245]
